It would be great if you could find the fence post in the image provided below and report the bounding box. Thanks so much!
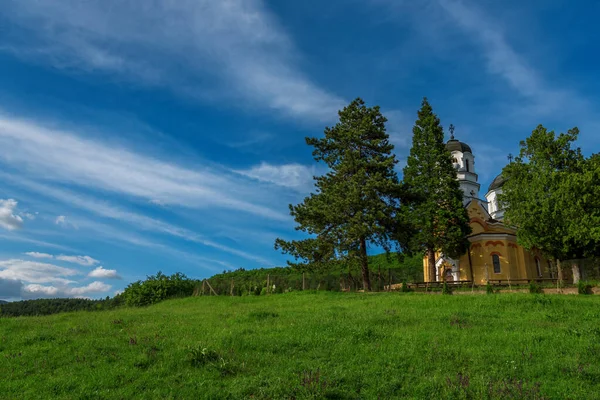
[204,280,218,296]
[302,272,306,291]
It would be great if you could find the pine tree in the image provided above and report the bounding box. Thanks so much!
[402,98,471,282]
[275,98,408,291]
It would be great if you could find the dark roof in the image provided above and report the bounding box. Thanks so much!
[446,139,472,154]
[488,174,506,191]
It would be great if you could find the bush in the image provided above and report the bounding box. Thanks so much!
[578,281,593,295]
[123,272,198,307]
[442,281,453,295]
[486,282,494,295]
[401,280,412,293]
[529,282,543,294]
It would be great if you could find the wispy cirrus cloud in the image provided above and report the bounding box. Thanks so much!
[24,251,99,266]
[236,162,317,193]
[6,174,275,266]
[24,252,53,259]
[0,114,289,222]
[436,0,587,116]
[0,0,344,122]
[55,255,99,267]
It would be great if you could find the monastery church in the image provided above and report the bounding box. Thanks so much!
[423,129,559,284]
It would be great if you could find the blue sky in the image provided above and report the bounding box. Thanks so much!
[1,0,599,300]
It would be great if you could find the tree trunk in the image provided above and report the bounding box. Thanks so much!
[427,247,436,282]
[359,236,372,291]
[572,260,581,285]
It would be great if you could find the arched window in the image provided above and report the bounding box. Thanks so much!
[547,260,554,278]
[535,258,542,277]
[492,254,501,274]
[465,159,470,172]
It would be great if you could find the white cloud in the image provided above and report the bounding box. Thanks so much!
[56,255,99,267]
[0,116,288,221]
[236,162,317,192]
[0,259,78,285]
[88,266,120,279]
[24,252,54,259]
[23,284,59,296]
[0,199,24,230]
[1,0,343,122]
[20,212,36,220]
[55,215,78,229]
[67,281,111,296]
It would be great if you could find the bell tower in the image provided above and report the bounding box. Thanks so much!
[446,125,480,204]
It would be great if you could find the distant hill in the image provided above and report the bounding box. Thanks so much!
[0,300,8,304]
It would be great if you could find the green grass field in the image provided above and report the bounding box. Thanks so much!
[2,292,600,399]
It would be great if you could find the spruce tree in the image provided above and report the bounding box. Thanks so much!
[275,98,408,291]
[402,98,471,282]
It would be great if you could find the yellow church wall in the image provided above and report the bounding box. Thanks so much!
[421,202,558,283]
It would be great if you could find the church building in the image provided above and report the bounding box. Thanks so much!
[423,128,557,284]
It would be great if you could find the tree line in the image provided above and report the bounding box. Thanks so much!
[206,253,424,295]
[0,296,125,317]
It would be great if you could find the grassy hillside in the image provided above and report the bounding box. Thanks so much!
[2,292,600,399]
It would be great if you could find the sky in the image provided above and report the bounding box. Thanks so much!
[1,0,599,301]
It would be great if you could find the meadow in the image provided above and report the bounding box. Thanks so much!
[2,292,600,399]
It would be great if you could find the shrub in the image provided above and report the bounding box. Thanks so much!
[442,281,453,295]
[529,282,543,294]
[401,280,412,293]
[578,281,593,295]
[486,282,494,295]
[122,272,198,307]
[260,287,268,296]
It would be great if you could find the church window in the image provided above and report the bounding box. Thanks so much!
[465,159,470,172]
[535,258,542,277]
[492,254,501,274]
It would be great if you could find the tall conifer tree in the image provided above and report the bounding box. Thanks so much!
[402,98,471,282]
[275,98,408,291]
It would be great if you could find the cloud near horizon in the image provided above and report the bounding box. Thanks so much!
[0,259,114,300]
